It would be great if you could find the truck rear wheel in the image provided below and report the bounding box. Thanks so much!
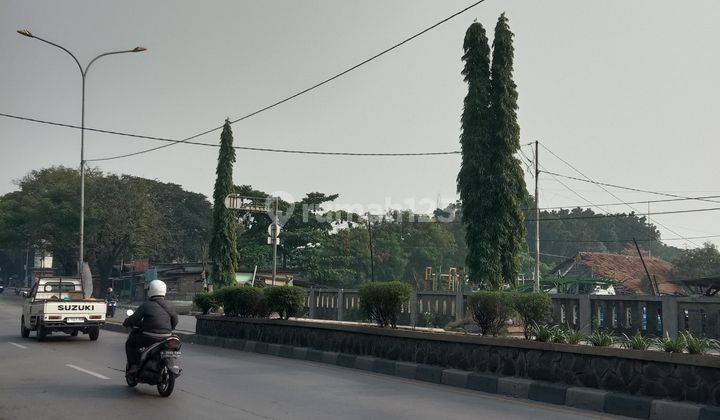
[88,327,100,341]
[20,317,30,338]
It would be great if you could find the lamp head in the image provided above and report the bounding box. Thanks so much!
[133,46,147,52]
[17,28,33,38]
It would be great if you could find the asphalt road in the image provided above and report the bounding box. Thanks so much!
[0,295,619,420]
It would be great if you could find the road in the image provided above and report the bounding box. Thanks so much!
[0,295,618,420]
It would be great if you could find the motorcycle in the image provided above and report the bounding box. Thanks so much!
[106,299,117,317]
[124,309,182,397]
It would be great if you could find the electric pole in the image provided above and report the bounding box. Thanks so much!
[272,196,279,286]
[534,140,540,292]
[366,212,375,282]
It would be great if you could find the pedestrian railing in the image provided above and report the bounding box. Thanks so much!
[300,288,720,339]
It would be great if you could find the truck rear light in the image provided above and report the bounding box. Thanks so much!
[48,315,61,320]
[89,315,102,320]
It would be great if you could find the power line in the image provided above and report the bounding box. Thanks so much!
[78,0,489,162]
[527,206,720,222]
[539,234,720,243]
[530,195,720,211]
[537,161,610,215]
[540,169,720,205]
[538,143,700,247]
[0,112,461,158]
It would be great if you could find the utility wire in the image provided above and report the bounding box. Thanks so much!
[74,0,489,162]
[527,206,720,222]
[540,234,720,243]
[0,112,461,158]
[541,169,720,205]
[536,159,610,215]
[530,195,720,211]
[538,142,699,247]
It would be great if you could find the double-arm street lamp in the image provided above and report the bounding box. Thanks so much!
[17,28,146,274]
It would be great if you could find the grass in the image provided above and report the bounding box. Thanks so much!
[621,331,653,350]
[681,331,719,354]
[658,332,686,353]
[589,329,615,347]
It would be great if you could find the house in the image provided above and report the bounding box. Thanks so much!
[550,251,683,296]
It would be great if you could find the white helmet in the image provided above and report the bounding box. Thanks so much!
[148,280,167,298]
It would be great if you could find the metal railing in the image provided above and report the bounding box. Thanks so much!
[302,288,720,339]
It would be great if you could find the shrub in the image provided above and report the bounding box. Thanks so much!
[264,285,306,320]
[467,291,514,336]
[530,323,556,342]
[622,331,652,351]
[681,331,718,354]
[589,329,615,347]
[564,328,585,345]
[359,281,412,328]
[658,332,686,353]
[213,286,265,317]
[513,292,553,339]
[193,292,217,315]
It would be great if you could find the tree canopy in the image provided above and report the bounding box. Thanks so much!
[0,166,211,291]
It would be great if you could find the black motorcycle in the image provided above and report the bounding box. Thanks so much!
[106,299,117,317]
[124,311,182,397]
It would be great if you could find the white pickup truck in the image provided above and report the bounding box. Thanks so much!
[20,277,106,341]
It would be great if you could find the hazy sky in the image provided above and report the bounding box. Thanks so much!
[2,0,720,249]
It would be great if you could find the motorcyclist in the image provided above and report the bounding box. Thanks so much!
[106,287,117,317]
[123,280,178,374]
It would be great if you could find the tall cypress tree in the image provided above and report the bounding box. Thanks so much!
[209,120,239,288]
[489,13,527,286]
[457,22,503,287]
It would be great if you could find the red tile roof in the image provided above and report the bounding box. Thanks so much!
[574,252,682,295]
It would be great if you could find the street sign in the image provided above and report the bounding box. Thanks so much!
[224,194,268,212]
[267,222,281,238]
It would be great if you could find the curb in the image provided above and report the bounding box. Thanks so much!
[100,325,715,419]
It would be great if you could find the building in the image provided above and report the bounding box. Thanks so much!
[550,251,684,296]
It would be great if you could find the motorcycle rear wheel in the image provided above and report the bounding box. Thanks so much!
[157,366,175,397]
[125,363,138,387]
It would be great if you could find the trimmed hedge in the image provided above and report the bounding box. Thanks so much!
[213,286,265,317]
[264,285,306,320]
[512,292,552,339]
[193,292,217,315]
[359,281,412,328]
[467,291,514,336]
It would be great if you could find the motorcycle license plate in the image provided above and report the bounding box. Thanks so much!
[66,318,85,323]
[161,351,181,358]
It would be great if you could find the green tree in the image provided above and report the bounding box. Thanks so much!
[126,176,212,262]
[457,21,503,287]
[673,243,720,279]
[209,120,239,287]
[489,13,527,286]
[84,174,160,292]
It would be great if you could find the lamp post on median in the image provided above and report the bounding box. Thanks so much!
[17,29,146,275]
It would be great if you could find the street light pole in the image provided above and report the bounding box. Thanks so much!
[17,29,146,274]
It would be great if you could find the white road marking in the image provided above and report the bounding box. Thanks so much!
[9,342,28,349]
[65,364,110,380]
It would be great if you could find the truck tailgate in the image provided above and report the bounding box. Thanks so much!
[42,301,107,323]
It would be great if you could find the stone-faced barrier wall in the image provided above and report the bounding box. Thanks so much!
[196,315,720,406]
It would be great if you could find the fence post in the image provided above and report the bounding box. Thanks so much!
[409,290,418,328]
[661,296,678,339]
[308,287,317,319]
[579,294,591,334]
[455,289,465,321]
[337,288,344,321]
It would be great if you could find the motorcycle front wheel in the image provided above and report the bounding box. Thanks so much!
[157,366,175,397]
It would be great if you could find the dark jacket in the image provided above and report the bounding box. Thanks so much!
[123,297,178,334]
